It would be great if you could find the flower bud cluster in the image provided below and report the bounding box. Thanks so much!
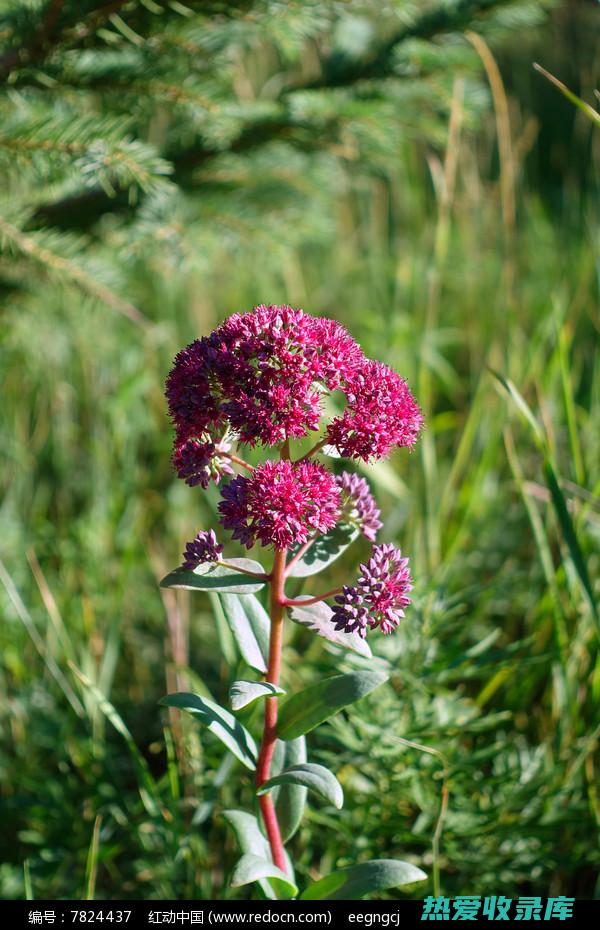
[182,530,223,570]
[335,472,382,541]
[332,543,413,637]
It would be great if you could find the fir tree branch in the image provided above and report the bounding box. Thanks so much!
[285,0,511,92]
[31,109,330,228]
[0,1,255,81]
[18,0,517,230]
[0,1,137,80]
[0,0,64,79]
[0,214,148,326]
[0,132,85,155]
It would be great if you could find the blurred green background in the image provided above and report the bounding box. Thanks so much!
[1,0,599,901]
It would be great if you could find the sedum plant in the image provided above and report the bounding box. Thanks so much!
[159,304,426,900]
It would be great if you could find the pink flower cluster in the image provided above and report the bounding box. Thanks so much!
[326,360,423,461]
[166,305,422,486]
[218,460,340,551]
[209,307,364,446]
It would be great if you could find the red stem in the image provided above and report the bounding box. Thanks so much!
[283,587,342,608]
[255,548,287,872]
[284,534,317,578]
[222,452,254,473]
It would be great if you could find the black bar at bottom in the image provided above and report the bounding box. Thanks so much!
[3,897,598,928]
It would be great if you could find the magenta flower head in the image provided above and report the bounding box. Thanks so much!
[182,530,223,570]
[218,460,341,550]
[332,543,413,636]
[165,305,422,490]
[330,585,371,638]
[166,338,221,436]
[167,304,364,441]
[208,305,364,446]
[326,359,423,461]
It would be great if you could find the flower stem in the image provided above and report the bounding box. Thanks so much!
[255,547,287,873]
[222,452,254,473]
[284,534,317,577]
[284,588,342,607]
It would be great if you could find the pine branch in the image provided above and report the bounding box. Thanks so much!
[0,1,256,81]
[0,0,65,79]
[30,108,330,228]
[15,0,526,230]
[0,214,147,325]
[0,108,173,206]
[284,0,514,92]
[0,2,138,80]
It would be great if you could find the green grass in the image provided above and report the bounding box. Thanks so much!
[1,106,599,899]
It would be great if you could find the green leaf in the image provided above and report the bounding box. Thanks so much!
[489,369,545,449]
[288,524,358,577]
[222,811,295,900]
[277,671,388,740]
[300,859,427,900]
[222,809,269,857]
[160,692,257,770]
[222,810,276,900]
[288,599,372,658]
[270,737,307,843]
[208,593,237,668]
[533,63,600,126]
[230,853,298,897]
[543,461,600,638]
[258,762,343,809]
[230,679,285,712]
[219,593,271,672]
[160,559,266,594]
